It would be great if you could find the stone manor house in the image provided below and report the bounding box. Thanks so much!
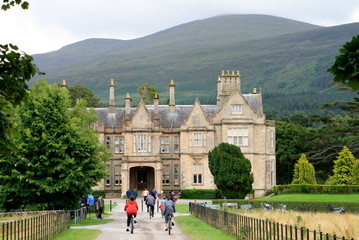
[91,70,276,198]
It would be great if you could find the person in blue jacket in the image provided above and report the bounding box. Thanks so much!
[126,189,132,199]
[132,189,138,200]
[87,194,94,206]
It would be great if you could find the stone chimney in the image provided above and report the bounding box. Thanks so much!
[216,70,241,105]
[108,79,115,113]
[154,92,159,119]
[60,80,67,88]
[169,80,176,113]
[125,93,132,121]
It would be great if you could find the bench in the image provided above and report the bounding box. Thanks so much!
[223,202,238,208]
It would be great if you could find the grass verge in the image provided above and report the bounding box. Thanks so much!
[175,204,190,213]
[258,193,359,201]
[53,229,101,240]
[176,214,236,240]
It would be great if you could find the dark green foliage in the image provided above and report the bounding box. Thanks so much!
[91,190,106,198]
[275,121,313,184]
[212,199,359,213]
[0,44,40,156]
[0,81,110,211]
[208,143,253,199]
[1,0,29,10]
[328,35,359,93]
[68,85,101,107]
[272,184,359,194]
[179,189,221,199]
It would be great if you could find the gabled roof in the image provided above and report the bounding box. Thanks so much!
[93,93,261,128]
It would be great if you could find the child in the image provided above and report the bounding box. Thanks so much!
[124,195,138,232]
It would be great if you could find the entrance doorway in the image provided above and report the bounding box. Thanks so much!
[129,166,155,191]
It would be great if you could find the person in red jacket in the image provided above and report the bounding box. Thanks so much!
[124,195,138,232]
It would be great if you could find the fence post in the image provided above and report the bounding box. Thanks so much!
[110,200,112,212]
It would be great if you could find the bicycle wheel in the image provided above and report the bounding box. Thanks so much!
[130,216,134,234]
[168,216,171,235]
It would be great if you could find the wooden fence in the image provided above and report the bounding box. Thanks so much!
[0,210,70,240]
[190,203,356,240]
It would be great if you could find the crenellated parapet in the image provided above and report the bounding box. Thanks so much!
[217,70,241,105]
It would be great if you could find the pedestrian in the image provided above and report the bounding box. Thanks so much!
[87,194,94,206]
[145,192,156,216]
[142,188,149,202]
[126,189,132,200]
[124,195,138,232]
[96,195,105,219]
[132,189,138,200]
[161,194,176,231]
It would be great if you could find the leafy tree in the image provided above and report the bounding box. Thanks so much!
[138,83,157,105]
[306,115,359,182]
[68,85,101,107]
[0,80,110,210]
[1,0,29,10]
[353,160,359,184]
[326,146,358,185]
[291,154,317,184]
[327,35,359,93]
[0,44,40,156]
[208,143,253,199]
[275,121,313,184]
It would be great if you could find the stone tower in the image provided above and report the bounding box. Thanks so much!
[216,70,241,105]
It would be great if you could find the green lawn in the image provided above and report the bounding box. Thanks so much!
[176,215,236,240]
[53,229,101,240]
[176,204,190,213]
[257,193,359,202]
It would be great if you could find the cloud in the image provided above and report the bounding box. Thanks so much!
[1,0,359,54]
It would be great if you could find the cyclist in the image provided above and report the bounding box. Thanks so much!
[124,195,138,232]
[161,194,176,231]
[146,192,156,217]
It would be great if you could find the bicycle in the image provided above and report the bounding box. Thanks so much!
[149,206,153,219]
[130,215,135,234]
[167,214,172,235]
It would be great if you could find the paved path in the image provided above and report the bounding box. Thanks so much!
[71,198,209,240]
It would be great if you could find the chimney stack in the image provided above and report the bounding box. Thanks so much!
[108,79,115,113]
[169,80,176,113]
[61,80,68,88]
[125,93,132,121]
[154,93,159,119]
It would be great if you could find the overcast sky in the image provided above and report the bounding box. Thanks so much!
[1,0,359,54]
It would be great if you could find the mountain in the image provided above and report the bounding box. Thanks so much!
[33,14,359,117]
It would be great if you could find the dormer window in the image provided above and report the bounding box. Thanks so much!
[231,104,243,114]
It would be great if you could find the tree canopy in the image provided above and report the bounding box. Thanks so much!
[291,154,317,184]
[0,44,40,156]
[208,143,253,199]
[68,84,101,107]
[1,0,29,10]
[327,35,359,93]
[138,83,157,105]
[0,80,110,210]
[326,146,358,185]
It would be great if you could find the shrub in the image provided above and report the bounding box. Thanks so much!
[212,199,359,213]
[180,189,221,199]
[272,184,359,194]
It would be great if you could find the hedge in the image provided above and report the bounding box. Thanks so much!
[212,199,359,213]
[180,189,222,199]
[91,190,106,198]
[273,184,359,194]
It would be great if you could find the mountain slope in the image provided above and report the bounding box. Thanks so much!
[32,14,358,116]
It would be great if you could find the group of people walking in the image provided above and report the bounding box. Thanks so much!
[124,188,176,232]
